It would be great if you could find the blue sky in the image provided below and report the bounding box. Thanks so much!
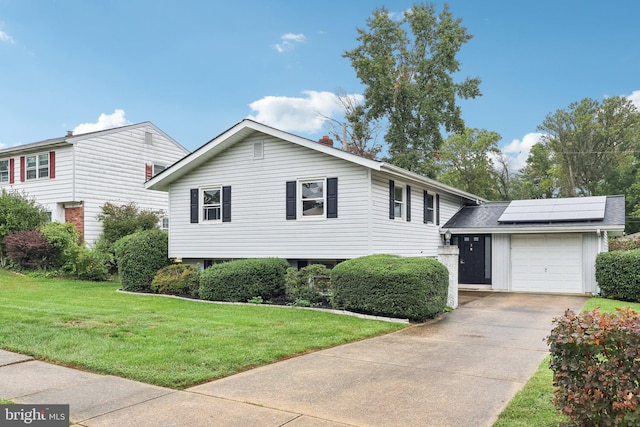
[1,0,638,169]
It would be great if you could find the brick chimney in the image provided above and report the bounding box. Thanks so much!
[318,135,333,147]
[66,130,73,137]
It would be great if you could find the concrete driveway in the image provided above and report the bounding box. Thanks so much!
[1,292,587,427]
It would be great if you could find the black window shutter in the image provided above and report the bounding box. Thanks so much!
[327,177,338,218]
[423,191,428,223]
[222,186,231,222]
[389,180,395,219]
[190,189,199,223]
[286,181,296,220]
[436,194,440,225]
[406,185,411,222]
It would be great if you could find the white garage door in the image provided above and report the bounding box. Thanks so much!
[511,234,583,293]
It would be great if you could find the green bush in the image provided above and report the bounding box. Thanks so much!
[64,245,111,281]
[609,236,640,252]
[596,250,640,302]
[0,189,48,265]
[151,263,200,296]
[547,308,640,426]
[285,264,331,303]
[199,258,289,302]
[331,254,448,322]
[114,229,169,292]
[39,222,80,268]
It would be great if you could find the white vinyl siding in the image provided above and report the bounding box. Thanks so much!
[168,135,371,260]
[511,234,583,293]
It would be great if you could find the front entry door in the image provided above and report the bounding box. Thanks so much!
[457,235,491,284]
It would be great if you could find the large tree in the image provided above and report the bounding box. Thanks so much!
[537,96,640,197]
[343,3,481,177]
[437,128,502,200]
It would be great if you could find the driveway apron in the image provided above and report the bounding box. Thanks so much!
[187,292,587,427]
[1,292,587,426]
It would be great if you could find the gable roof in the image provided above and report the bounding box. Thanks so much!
[0,122,188,156]
[442,195,626,234]
[145,118,485,203]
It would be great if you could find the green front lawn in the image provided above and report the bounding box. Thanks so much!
[494,298,640,426]
[0,270,404,389]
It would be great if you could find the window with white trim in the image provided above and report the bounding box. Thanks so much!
[394,184,405,220]
[300,179,325,218]
[161,217,169,232]
[153,164,166,176]
[201,187,222,222]
[26,153,49,180]
[0,159,8,183]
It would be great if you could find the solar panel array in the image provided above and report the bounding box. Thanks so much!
[498,196,607,223]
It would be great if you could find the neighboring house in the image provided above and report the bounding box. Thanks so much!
[145,119,484,269]
[0,122,189,245]
[442,196,625,294]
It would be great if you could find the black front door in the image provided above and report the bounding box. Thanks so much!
[457,234,491,284]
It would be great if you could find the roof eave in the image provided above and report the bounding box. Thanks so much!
[442,224,626,234]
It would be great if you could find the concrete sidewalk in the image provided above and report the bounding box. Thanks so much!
[0,292,587,426]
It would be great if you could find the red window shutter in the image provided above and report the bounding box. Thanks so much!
[20,156,25,182]
[145,163,152,181]
[49,151,56,179]
[9,158,14,184]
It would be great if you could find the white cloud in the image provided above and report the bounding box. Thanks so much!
[248,90,359,134]
[500,132,545,171]
[274,33,305,53]
[627,90,640,110]
[0,30,14,44]
[72,109,130,135]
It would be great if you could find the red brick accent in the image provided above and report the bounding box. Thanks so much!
[65,202,85,243]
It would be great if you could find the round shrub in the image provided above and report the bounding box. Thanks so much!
[65,245,111,282]
[114,229,170,292]
[199,258,289,302]
[39,222,80,268]
[3,230,51,269]
[596,249,640,302]
[151,263,200,297]
[331,254,448,322]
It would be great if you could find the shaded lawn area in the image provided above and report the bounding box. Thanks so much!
[493,297,640,426]
[0,270,405,389]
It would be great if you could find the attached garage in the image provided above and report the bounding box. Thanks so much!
[443,195,626,295]
[510,234,582,293]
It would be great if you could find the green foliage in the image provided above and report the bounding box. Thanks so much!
[151,263,200,296]
[331,254,448,321]
[64,245,111,281]
[0,189,49,263]
[39,222,80,268]
[96,202,161,264]
[596,250,640,302]
[199,258,289,302]
[247,296,264,304]
[114,229,169,292]
[3,230,51,269]
[609,236,640,252]
[513,143,557,200]
[438,128,502,200]
[285,264,331,303]
[547,308,640,426]
[343,3,481,177]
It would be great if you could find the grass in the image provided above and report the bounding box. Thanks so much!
[493,297,640,426]
[0,269,405,389]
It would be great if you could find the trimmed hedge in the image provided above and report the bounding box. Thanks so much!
[114,229,170,292]
[199,258,289,302]
[330,254,448,322]
[547,308,640,426]
[151,263,200,296]
[285,264,331,304]
[596,249,640,302]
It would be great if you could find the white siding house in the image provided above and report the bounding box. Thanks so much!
[146,119,483,269]
[0,122,189,245]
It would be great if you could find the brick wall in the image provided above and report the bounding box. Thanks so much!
[65,202,85,243]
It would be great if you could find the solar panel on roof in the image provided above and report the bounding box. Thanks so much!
[498,196,606,223]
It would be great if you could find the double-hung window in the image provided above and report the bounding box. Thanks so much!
[301,179,325,218]
[394,185,404,219]
[388,180,410,221]
[202,187,222,222]
[0,159,8,183]
[26,153,49,180]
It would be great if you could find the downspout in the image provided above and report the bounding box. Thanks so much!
[596,228,602,253]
